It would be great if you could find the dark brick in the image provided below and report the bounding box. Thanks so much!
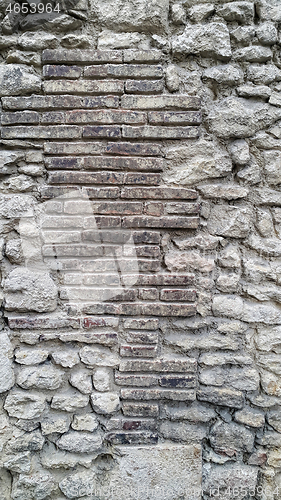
[122,216,199,229]
[43,80,124,95]
[138,288,159,300]
[165,202,201,215]
[120,345,157,358]
[121,187,197,199]
[43,244,103,257]
[115,373,158,386]
[135,246,161,258]
[86,187,120,199]
[82,125,121,138]
[121,95,201,110]
[106,142,162,156]
[125,331,158,344]
[1,111,39,125]
[65,109,146,125]
[7,317,80,329]
[160,289,197,302]
[135,274,195,286]
[84,64,163,79]
[122,125,199,140]
[106,418,156,431]
[119,359,196,373]
[120,389,196,401]
[111,289,138,302]
[87,216,121,228]
[83,96,119,108]
[48,171,124,184]
[92,201,143,215]
[105,432,158,445]
[132,231,160,244]
[123,50,162,63]
[2,95,119,110]
[45,157,82,170]
[2,126,81,139]
[122,403,159,417]
[123,318,159,330]
[124,173,161,185]
[43,65,82,79]
[41,112,65,124]
[42,49,123,64]
[159,375,196,389]
[44,142,105,155]
[40,186,80,199]
[148,111,202,125]
[125,80,164,94]
[137,260,161,273]
[83,156,163,172]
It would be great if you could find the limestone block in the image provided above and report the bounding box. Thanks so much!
[203,64,243,86]
[0,65,41,97]
[208,205,252,238]
[91,392,120,415]
[16,364,64,390]
[11,473,56,500]
[0,332,15,393]
[4,390,46,419]
[172,23,231,60]
[57,430,102,453]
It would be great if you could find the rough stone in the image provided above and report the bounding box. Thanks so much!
[165,65,180,93]
[0,151,24,175]
[59,470,96,499]
[93,367,111,391]
[51,349,80,368]
[234,407,265,428]
[203,464,258,500]
[11,473,56,500]
[3,452,31,474]
[5,239,24,264]
[203,64,243,86]
[216,1,254,23]
[51,391,89,412]
[160,421,207,441]
[247,64,281,85]
[69,370,93,394]
[5,429,45,453]
[165,250,215,273]
[237,84,271,100]
[16,364,64,390]
[218,245,241,268]
[188,4,215,22]
[57,430,102,453]
[210,421,254,455]
[0,331,15,393]
[233,46,272,63]
[266,408,281,433]
[256,0,281,22]
[91,392,120,415]
[71,414,98,432]
[4,391,46,419]
[208,205,252,238]
[79,345,119,367]
[41,414,70,435]
[0,65,41,97]
[263,150,281,185]
[172,23,231,61]
[256,22,278,45]
[18,32,58,50]
[15,348,49,365]
[198,184,248,200]
[98,30,149,49]
[171,3,186,24]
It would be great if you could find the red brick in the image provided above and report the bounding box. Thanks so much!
[8,317,80,329]
[92,201,142,215]
[43,80,124,95]
[121,389,196,401]
[122,125,199,140]
[122,403,159,417]
[1,126,81,139]
[83,316,119,328]
[105,432,158,445]
[48,171,124,184]
[83,156,163,172]
[1,111,39,125]
[83,125,121,138]
[83,96,119,108]
[119,359,196,373]
[106,142,162,156]
[125,80,163,94]
[44,142,106,155]
[121,187,197,199]
[159,375,196,389]
[120,345,158,358]
[65,109,147,125]
[124,50,162,63]
[120,419,157,431]
[84,64,163,79]
[43,65,82,79]
[122,216,199,229]
[148,111,202,125]
[124,173,161,185]
[42,49,123,64]
[41,112,64,124]
[165,202,200,214]
[86,187,120,199]
[160,289,197,302]
[122,95,201,110]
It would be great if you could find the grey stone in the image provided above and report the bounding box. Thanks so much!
[269,91,281,107]
[172,23,231,61]
[93,367,111,391]
[51,349,79,368]
[256,22,278,45]
[0,331,14,393]
[20,13,82,33]
[165,250,215,273]
[61,34,91,48]
[51,391,89,412]
[210,421,254,454]
[267,408,281,433]
[257,353,281,375]
[0,65,41,97]
[203,64,243,86]
[18,32,58,50]
[3,452,31,474]
[216,272,240,293]
[229,139,250,165]
[0,35,17,49]
[199,366,259,391]
[198,184,248,200]
[59,470,96,499]
[203,464,258,500]
[166,331,239,351]
[173,233,222,251]
[5,239,24,264]
[198,387,244,408]
[160,421,206,441]
[69,370,93,394]
[263,150,281,185]
[230,26,255,44]
[256,325,281,352]
[233,46,272,63]
[57,430,102,453]
[15,348,49,365]
[40,442,94,470]
[162,402,216,423]
[91,392,120,415]
[256,0,281,22]
[41,414,70,435]
[16,364,64,390]
[165,65,180,93]
[98,30,149,49]
[11,473,56,500]
[247,393,279,408]
[237,84,271,100]
[71,414,98,432]
[187,4,215,22]
[257,430,281,446]
[207,205,252,238]
[218,245,241,268]
[79,345,119,367]
[207,97,281,139]
[234,407,265,428]
[0,151,24,175]
[6,51,41,66]
[199,353,253,366]
[216,1,254,23]
[5,429,45,453]
[247,64,281,85]
[0,194,34,219]
[171,3,186,24]
[260,369,281,397]
[253,187,281,206]
[4,391,46,419]
[255,208,274,237]
[248,234,281,256]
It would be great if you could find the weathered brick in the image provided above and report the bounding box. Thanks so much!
[122,125,199,140]
[121,187,197,199]
[45,157,82,170]
[106,142,162,156]
[2,126,81,139]
[65,109,147,125]
[42,49,123,64]
[148,111,202,125]
[42,230,80,243]
[107,419,157,431]
[40,186,81,199]
[160,289,197,302]
[137,261,161,273]
[43,80,124,95]
[141,303,197,317]
[124,173,161,185]
[123,50,162,63]
[84,64,163,79]
[1,111,39,125]
[121,95,201,110]
[41,111,64,124]
[43,244,103,257]
[43,65,82,79]
[2,95,119,110]
[125,80,164,94]
[135,246,161,258]
[138,288,159,300]
[121,389,196,401]
[123,318,159,330]
[48,171,124,184]
[8,317,80,329]
[165,202,200,214]
[83,96,119,108]
[83,125,121,138]
[136,274,195,286]
[159,375,196,389]
[120,345,157,358]
[133,231,160,244]
[198,387,244,408]
[60,331,118,346]
[41,216,83,229]
[120,359,196,373]
[144,202,164,216]
[44,142,105,155]
[122,216,199,229]
[85,216,121,229]
[125,331,158,344]
[105,431,158,445]
[115,373,158,386]
[122,402,159,417]
[92,201,143,215]
[83,156,163,172]
[86,187,120,199]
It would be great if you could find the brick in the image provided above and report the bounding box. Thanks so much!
[83,96,119,108]
[42,230,80,243]
[122,216,199,229]
[40,186,80,199]
[41,216,83,229]
[122,403,159,417]
[44,142,105,155]
[45,157,82,170]
[120,359,196,373]
[92,201,142,215]
[82,125,121,138]
[140,303,197,317]
[41,111,64,124]
[83,303,120,315]
[138,288,159,300]
[121,389,196,402]
[43,244,103,257]
[65,109,147,125]
[48,171,124,184]
[159,375,196,389]
[121,187,197,199]
[123,50,162,63]
[125,331,158,344]
[137,261,161,273]
[144,202,164,216]
[122,125,199,140]
[132,231,160,244]
[165,202,200,214]
[1,126,81,139]
[42,49,123,64]
[160,289,197,302]
[83,156,163,172]
[59,332,118,346]
[125,80,164,94]
[148,111,202,125]
[84,64,163,79]
[1,111,39,125]
[124,173,161,185]
[86,187,120,199]
[8,317,80,329]
[2,95,119,110]
[135,246,161,258]
[135,274,195,286]
[115,373,158,386]
[43,80,124,95]
[105,432,158,445]
[43,65,82,79]
[106,142,162,156]
[123,318,159,330]
[198,387,244,408]
[82,274,120,286]
[122,95,201,110]
[107,419,157,431]
[120,345,157,358]
[84,216,121,229]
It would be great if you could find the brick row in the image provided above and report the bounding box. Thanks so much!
[82,302,196,316]
[123,318,159,330]
[45,258,160,273]
[83,64,163,79]
[122,403,159,417]
[115,373,195,387]
[2,95,119,110]
[122,95,201,110]
[120,389,196,401]
[43,80,125,95]
[42,49,162,64]
[107,418,157,431]
[47,171,161,185]
[125,331,158,344]
[44,142,163,157]
[122,125,199,139]
[41,243,161,257]
[65,109,147,124]
[124,80,164,94]
[45,156,163,172]
[105,431,158,445]
[119,358,196,373]
[119,345,158,358]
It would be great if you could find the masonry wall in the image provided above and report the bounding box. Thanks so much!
[0,0,281,499]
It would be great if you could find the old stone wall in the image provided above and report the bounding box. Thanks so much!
[0,0,281,498]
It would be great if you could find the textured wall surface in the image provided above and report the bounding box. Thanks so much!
[1,0,281,498]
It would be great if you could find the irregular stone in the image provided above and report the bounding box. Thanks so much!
[0,151,24,175]
[210,421,254,455]
[57,430,102,453]
[203,64,243,86]
[91,392,120,415]
[59,470,96,499]
[11,473,56,500]
[237,84,271,100]
[166,331,239,351]
[18,32,58,50]
[269,91,281,108]
[207,97,281,139]
[256,0,281,22]
[173,233,222,251]
[8,174,35,193]
[61,34,91,48]
[69,370,93,394]
[229,139,250,165]
[4,390,46,419]
[257,430,281,446]
[216,1,254,23]
[165,65,180,93]
[255,208,274,237]
[244,283,281,302]
[247,393,279,408]
[16,364,64,390]
[199,366,259,391]
[257,353,281,375]
[0,65,41,97]
[41,414,70,435]
[15,348,49,365]
[230,26,255,43]
[71,414,98,432]
[5,239,24,264]
[0,194,34,219]
[165,139,232,185]
[198,387,244,408]
[203,464,257,499]
[92,0,169,32]
[172,23,231,61]
[41,442,94,469]
[247,64,281,85]
[5,429,45,453]
[234,407,265,428]
[267,408,281,433]
[248,234,281,256]
[216,272,240,293]
[218,245,241,268]
[160,421,206,441]
[171,3,186,24]
[3,452,31,474]
[256,325,281,352]
[261,370,281,396]
[233,46,272,63]
[51,349,79,368]
[51,391,89,412]
[208,205,252,238]
[165,250,215,273]
[0,35,17,49]
[267,449,281,467]
[256,22,278,45]
[93,367,111,391]
[0,331,15,393]
[98,30,149,49]
[198,184,248,200]
[14,420,40,433]
[253,187,281,206]
[79,345,119,367]
[162,402,216,423]
[187,4,215,22]
[6,51,41,66]
[20,13,82,33]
